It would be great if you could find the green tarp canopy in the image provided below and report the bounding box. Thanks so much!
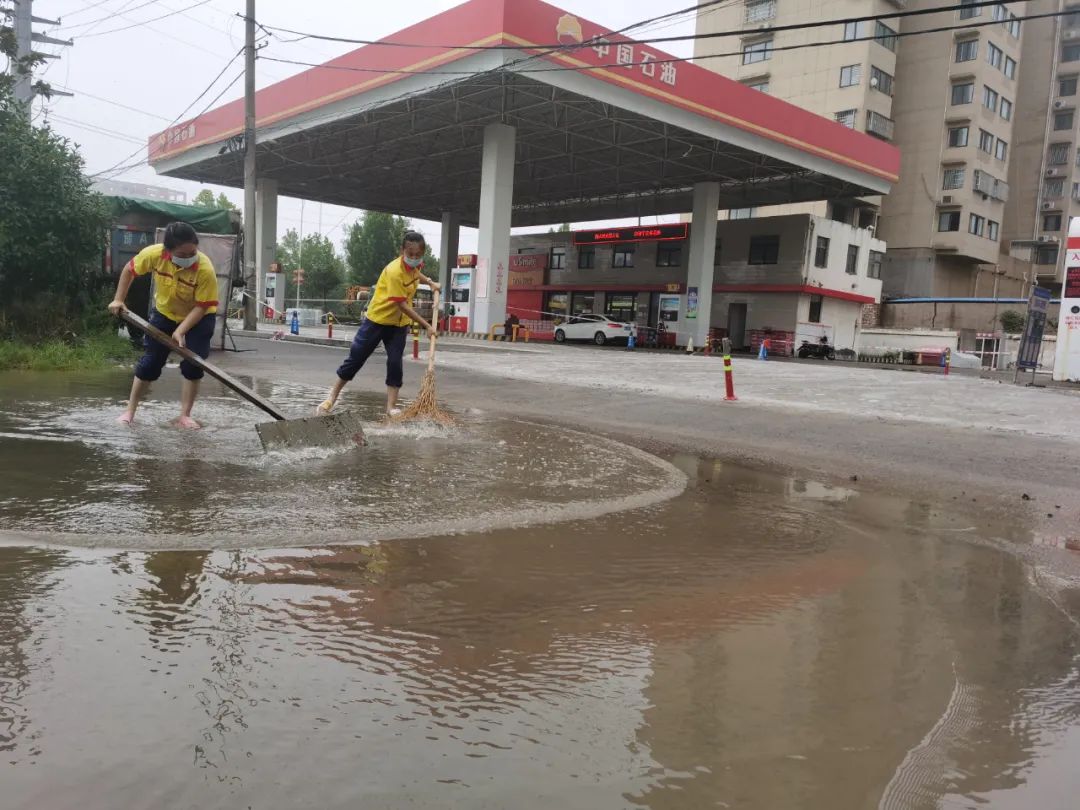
[105,196,240,234]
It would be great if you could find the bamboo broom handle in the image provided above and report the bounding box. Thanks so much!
[427,288,440,372]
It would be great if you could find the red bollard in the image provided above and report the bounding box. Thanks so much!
[722,338,737,401]
[328,321,333,340]
[413,331,420,360]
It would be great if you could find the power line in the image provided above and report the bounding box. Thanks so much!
[89,45,244,179]
[256,8,1063,81]
[48,112,147,144]
[52,85,173,121]
[248,0,1011,52]
[55,0,164,31]
[77,0,215,38]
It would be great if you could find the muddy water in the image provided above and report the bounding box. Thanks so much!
[2,373,1080,808]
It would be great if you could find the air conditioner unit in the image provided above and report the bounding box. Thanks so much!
[1065,30,1079,40]
[1054,100,1067,109]
[1042,201,1056,210]
[1037,235,1051,242]
[1047,168,1061,177]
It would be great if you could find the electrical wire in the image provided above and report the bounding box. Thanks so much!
[48,112,147,144]
[51,85,174,121]
[255,9,1060,81]
[55,0,164,31]
[248,0,1013,52]
[77,0,215,38]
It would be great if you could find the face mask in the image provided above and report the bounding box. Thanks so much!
[171,254,198,269]
[403,256,422,269]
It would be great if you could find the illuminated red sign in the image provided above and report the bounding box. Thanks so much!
[1066,266,1080,299]
[457,254,478,268]
[573,223,689,245]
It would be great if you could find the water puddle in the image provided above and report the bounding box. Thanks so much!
[1,372,1079,809]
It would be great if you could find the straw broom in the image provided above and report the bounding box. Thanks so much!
[397,288,455,425]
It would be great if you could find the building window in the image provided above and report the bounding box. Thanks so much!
[569,292,595,318]
[604,293,636,321]
[1055,110,1075,130]
[549,246,566,270]
[1061,76,1079,96]
[1007,13,1020,38]
[947,126,969,147]
[983,85,999,112]
[839,64,862,87]
[995,138,1008,161]
[612,244,634,267]
[992,4,1008,23]
[1063,44,1080,63]
[1045,178,1065,197]
[871,66,893,96]
[814,236,830,268]
[978,129,995,153]
[868,250,883,280]
[1035,246,1060,265]
[1066,4,1080,27]
[1044,213,1063,231]
[543,291,568,320]
[1004,56,1017,80]
[830,203,851,224]
[999,98,1012,121]
[969,213,986,236]
[986,42,1004,69]
[955,39,979,63]
[943,167,966,189]
[745,0,776,24]
[843,21,862,41]
[874,21,898,52]
[577,245,595,269]
[951,82,974,105]
[728,208,755,221]
[834,109,857,128]
[1049,143,1070,165]
[743,39,773,65]
[656,242,681,267]
[987,220,1000,241]
[866,110,895,141]
[1074,181,1080,199]
[714,239,722,267]
[744,79,770,93]
[748,235,780,265]
[938,210,961,232]
[845,244,859,275]
[808,295,823,323]
[959,0,980,19]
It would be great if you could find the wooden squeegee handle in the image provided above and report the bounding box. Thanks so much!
[119,309,288,421]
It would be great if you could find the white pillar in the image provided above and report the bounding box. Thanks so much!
[439,211,460,327]
[682,181,721,348]
[255,178,278,320]
[473,123,515,333]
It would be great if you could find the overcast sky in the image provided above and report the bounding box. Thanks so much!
[22,0,697,257]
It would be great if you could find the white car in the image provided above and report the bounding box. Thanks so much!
[554,316,636,346]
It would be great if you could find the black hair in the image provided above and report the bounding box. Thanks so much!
[163,221,199,250]
[402,230,426,250]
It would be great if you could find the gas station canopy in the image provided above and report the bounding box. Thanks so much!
[149,0,900,228]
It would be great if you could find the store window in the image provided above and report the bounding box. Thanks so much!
[656,242,682,267]
[571,292,596,317]
[577,245,595,269]
[543,291,568,321]
[748,235,780,264]
[549,246,566,270]
[604,293,637,322]
[613,244,635,267]
[808,295,823,324]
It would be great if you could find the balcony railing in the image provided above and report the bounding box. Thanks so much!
[744,0,776,25]
[866,110,895,141]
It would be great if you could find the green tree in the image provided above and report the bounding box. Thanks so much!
[192,189,237,210]
[344,211,409,286]
[275,229,346,304]
[0,85,108,339]
[999,310,1026,334]
[548,223,571,233]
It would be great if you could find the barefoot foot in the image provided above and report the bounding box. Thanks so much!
[117,412,135,425]
[174,415,201,429]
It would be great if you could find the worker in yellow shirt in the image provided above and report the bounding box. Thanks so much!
[107,222,219,428]
[317,231,438,417]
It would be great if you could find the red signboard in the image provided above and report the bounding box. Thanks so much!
[573,223,689,245]
[457,254,478,268]
[1066,266,1080,299]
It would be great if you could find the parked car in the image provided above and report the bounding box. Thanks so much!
[554,316,635,346]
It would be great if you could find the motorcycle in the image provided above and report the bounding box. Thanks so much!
[797,336,836,360]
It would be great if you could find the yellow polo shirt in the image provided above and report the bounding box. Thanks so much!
[127,243,219,323]
[366,258,421,327]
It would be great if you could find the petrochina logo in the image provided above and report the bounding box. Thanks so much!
[556,14,583,45]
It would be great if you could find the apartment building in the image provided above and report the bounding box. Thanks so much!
[695,0,1031,302]
[1002,0,1080,294]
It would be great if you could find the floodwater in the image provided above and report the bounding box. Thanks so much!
[2,372,1080,809]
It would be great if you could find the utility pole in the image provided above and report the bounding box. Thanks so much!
[12,0,32,104]
[242,0,258,330]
